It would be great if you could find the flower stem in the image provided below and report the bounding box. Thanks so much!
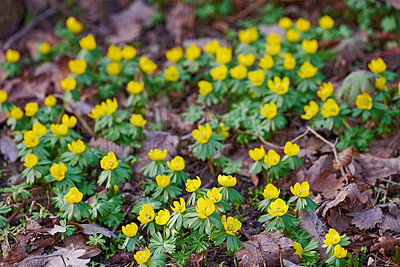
[208,158,215,175]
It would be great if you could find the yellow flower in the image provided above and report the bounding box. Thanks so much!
[249,146,265,161]
[258,54,274,70]
[51,163,67,181]
[203,39,220,54]
[267,33,282,45]
[295,18,310,32]
[32,122,46,136]
[130,114,146,127]
[268,198,289,217]
[230,65,247,80]
[171,198,186,213]
[100,151,119,170]
[166,47,183,62]
[317,82,334,101]
[25,102,38,117]
[156,175,170,188]
[279,17,292,29]
[155,209,170,225]
[88,104,107,119]
[302,39,318,54]
[122,222,138,237]
[301,100,319,120]
[356,92,373,110]
[64,187,83,204]
[6,49,20,63]
[321,98,340,118]
[286,29,300,43]
[24,153,38,168]
[238,28,258,43]
[260,102,277,120]
[127,81,144,94]
[398,81,400,95]
[268,76,290,95]
[334,245,347,259]
[282,53,296,70]
[68,140,86,154]
[319,15,335,30]
[114,185,119,191]
[107,45,122,61]
[266,43,281,56]
[210,64,228,81]
[60,77,77,91]
[66,17,83,34]
[185,44,201,60]
[122,45,137,60]
[290,181,310,197]
[196,197,215,219]
[207,187,222,203]
[217,122,230,138]
[148,149,167,161]
[263,184,280,200]
[192,124,212,144]
[62,114,77,128]
[293,242,304,259]
[44,95,57,107]
[9,107,24,120]
[79,34,97,51]
[137,204,155,224]
[167,156,185,171]
[198,80,213,95]
[324,228,341,246]
[218,174,237,187]
[0,90,8,103]
[238,53,255,67]
[264,149,280,167]
[248,69,265,87]
[39,42,51,54]
[368,58,386,74]
[221,215,242,235]
[186,176,201,192]
[134,247,151,265]
[23,131,39,148]
[68,59,87,75]
[284,141,300,157]
[297,61,318,79]
[139,56,157,74]
[107,62,121,76]
[50,124,68,136]
[216,46,232,64]
[375,76,386,90]
[164,65,180,82]
[103,98,118,115]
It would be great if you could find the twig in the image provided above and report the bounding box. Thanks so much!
[236,130,283,150]
[290,128,310,144]
[164,252,184,267]
[376,177,400,186]
[68,103,96,138]
[4,7,56,50]
[227,0,269,22]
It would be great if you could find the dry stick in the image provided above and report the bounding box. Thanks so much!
[164,252,184,267]
[68,103,96,138]
[377,177,400,186]
[227,0,269,22]
[236,130,283,150]
[290,128,310,144]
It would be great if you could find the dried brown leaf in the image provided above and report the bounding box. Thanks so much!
[371,235,400,252]
[89,138,133,157]
[348,208,383,230]
[333,146,354,170]
[80,224,117,239]
[0,135,18,162]
[45,247,90,267]
[354,153,400,185]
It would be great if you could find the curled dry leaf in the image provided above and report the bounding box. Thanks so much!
[354,153,400,185]
[45,247,90,267]
[333,146,354,171]
[80,223,117,239]
[371,235,400,252]
[0,135,18,162]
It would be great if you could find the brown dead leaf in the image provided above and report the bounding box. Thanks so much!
[259,24,285,38]
[354,153,400,185]
[333,146,354,171]
[235,231,300,267]
[348,208,383,230]
[45,247,90,267]
[80,224,117,239]
[61,234,101,260]
[371,235,400,252]
[0,135,18,162]
[89,138,133,157]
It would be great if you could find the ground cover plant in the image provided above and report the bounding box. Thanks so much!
[0,0,400,266]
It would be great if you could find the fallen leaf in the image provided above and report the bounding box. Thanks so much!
[259,24,285,37]
[354,153,400,185]
[45,247,90,267]
[80,223,117,239]
[371,235,400,252]
[348,208,383,230]
[89,137,133,157]
[61,234,101,260]
[0,135,18,162]
[333,146,354,170]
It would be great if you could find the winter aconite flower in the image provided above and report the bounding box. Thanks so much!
[324,228,341,246]
[62,114,77,128]
[156,175,170,188]
[167,156,185,171]
[66,17,83,34]
[139,56,157,74]
[302,39,318,54]
[263,184,280,200]
[334,245,347,258]
[356,92,373,110]
[279,17,292,29]
[284,142,300,157]
[290,182,310,197]
[267,33,281,45]
[301,100,319,120]
[24,153,38,168]
[186,176,201,192]
[368,58,386,74]
[248,69,265,87]
[51,163,67,181]
[283,53,296,70]
[148,149,167,161]
[260,103,277,120]
[25,102,39,117]
[295,18,310,32]
[297,61,318,79]
[317,82,334,101]
[106,62,121,76]
[61,77,77,91]
[100,151,119,170]
[130,114,147,127]
[185,44,201,60]
[6,49,20,63]
[321,99,340,118]
[375,76,386,90]
[207,187,222,203]
[9,107,24,120]
[155,209,171,225]
[50,124,68,136]
[230,65,247,80]
[221,215,242,235]
[164,65,180,82]
[23,131,39,148]
[216,46,232,64]
[64,187,83,204]
[122,222,138,237]
[203,39,220,54]
[268,76,290,95]
[218,174,237,187]
[107,45,122,61]
[198,80,213,95]
[44,95,57,107]
[210,64,228,81]
[196,197,215,219]
[264,149,280,167]
[238,28,258,43]
[138,204,155,224]
[127,81,144,94]
[122,45,137,60]
[33,123,46,136]
[0,90,8,103]
[134,248,151,265]
[268,198,289,217]
[249,146,265,161]
[266,43,281,56]
[192,124,212,144]
[68,140,86,154]
[68,59,87,75]
[166,47,183,62]
[171,198,186,213]
[79,34,97,51]
[238,53,255,67]
[319,15,334,30]
[39,42,51,54]
[286,29,300,43]
[259,54,274,70]
[293,242,305,259]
